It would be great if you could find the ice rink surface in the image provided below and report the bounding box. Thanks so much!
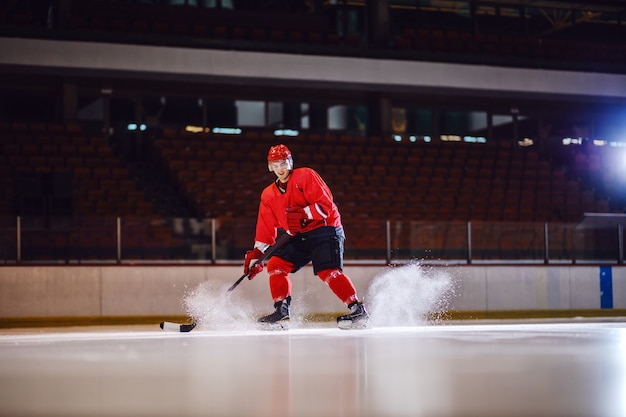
[0,319,625,417]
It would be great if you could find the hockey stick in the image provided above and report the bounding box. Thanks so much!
[159,232,292,332]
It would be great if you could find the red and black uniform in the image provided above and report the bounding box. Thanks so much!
[254,167,359,305]
[256,167,339,244]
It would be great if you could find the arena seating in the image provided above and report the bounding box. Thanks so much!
[393,26,626,68]
[0,122,184,260]
[2,1,624,262]
[151,128,609,223]
[1,121,622,261]
[149,127,621,257]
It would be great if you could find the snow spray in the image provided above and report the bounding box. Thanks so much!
[183,281,258,330]
[366,262,456,327]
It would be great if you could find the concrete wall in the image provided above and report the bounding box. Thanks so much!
[3,38,626,100]
[0,264,624,323]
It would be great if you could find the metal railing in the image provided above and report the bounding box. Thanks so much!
[0,215,624,265]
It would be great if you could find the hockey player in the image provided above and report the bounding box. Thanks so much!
[243,144,369,330]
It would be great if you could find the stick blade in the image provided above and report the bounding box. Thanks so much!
[180,322,197,332]
[160,321,197,332]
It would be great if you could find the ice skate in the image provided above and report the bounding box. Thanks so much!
[337,300,369,330]
[258,296,290,330]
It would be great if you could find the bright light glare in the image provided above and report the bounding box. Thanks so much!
[620,150,626,171]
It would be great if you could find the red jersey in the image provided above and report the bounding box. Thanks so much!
[254,167,342,246]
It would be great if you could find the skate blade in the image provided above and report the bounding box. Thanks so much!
[258,320,290,331]
[337,318,369,330]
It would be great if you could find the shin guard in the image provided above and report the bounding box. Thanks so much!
[267,256,295,302]
[318,268,358,305]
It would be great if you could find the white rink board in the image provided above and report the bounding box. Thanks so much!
[0,265,624,319]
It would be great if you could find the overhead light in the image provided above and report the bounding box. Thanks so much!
[212,127,242,135]
[274,129,299,137]
[185,125,204,133]
[463,136,486,143]
[127,123,146,131]
[562,137,583,145]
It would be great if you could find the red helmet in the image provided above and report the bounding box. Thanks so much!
[267,144,293,171]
